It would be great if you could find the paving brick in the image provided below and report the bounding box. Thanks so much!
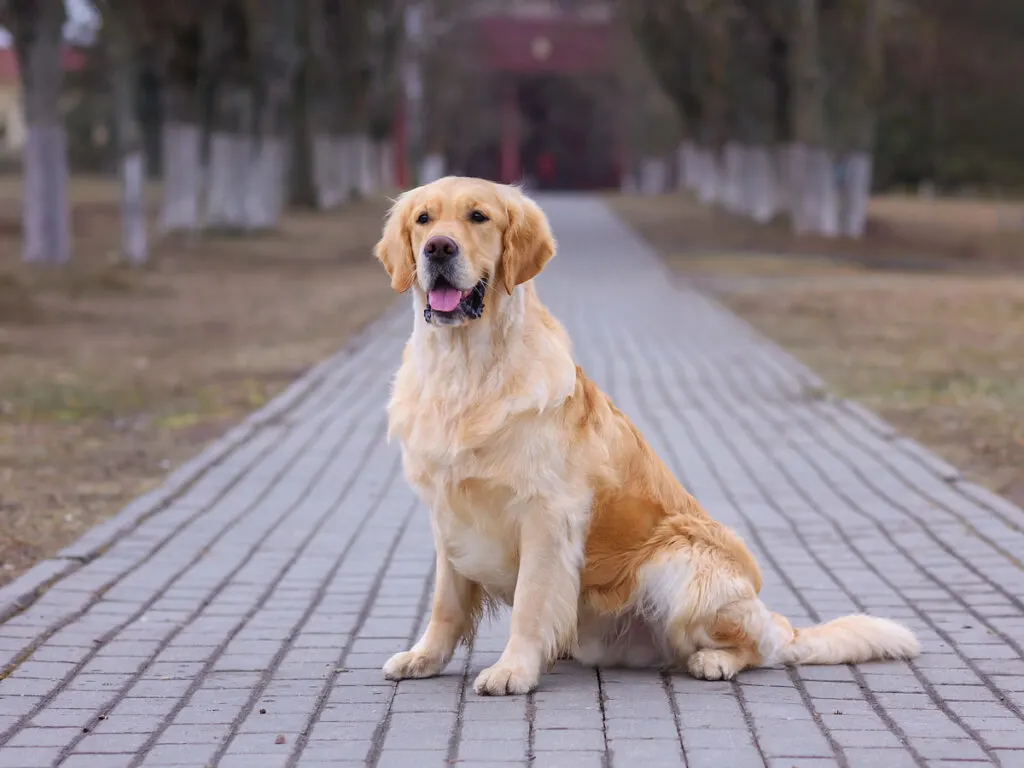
[0,747,64,768]
[74,730,152,753]
[686,747,764,768]
[9,727,72,754]
[459,718,529,741]
[455,740,524,762]
[608,738,683,765]
[842,748,919,768]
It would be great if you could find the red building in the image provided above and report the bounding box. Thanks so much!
[397,1,622,190]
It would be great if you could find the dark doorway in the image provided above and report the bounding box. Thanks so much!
[520,74,614,191]
[516,74,619,191]
[448,73,620,190]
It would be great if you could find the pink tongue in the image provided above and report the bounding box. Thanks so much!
[428,287,465,312]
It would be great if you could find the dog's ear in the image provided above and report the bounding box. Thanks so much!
[500,189,556,295]
[374,195,416,293]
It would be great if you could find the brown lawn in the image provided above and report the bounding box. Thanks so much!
[0,177,395,587]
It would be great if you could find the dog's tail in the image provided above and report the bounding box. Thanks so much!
[766,611,919,666]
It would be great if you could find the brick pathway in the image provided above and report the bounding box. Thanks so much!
[2,197,1024,768]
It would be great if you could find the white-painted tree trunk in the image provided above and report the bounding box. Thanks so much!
[106,8,148,264]
[360,135,377,197]
[789,143,839,237]
[205,131,253,230]
[119,151,147,264]
[375,139,393,190]
[14,4,72,265]
[722,142,745,213]
[160,122,203,234]
[812,147,840,237]
[676,143,687,192]
[638,156,668,195]
[737,144,754,216]
[337,136,359,204]
[313,133,342,209]
[245,136,288,230]
[745,144,779,224]
[22,124,72,265]
[419,153,445,185]
[357,136,376,196]
[775,143,793,217]
[677,141,697,192]
[695,146,723,205]
[838,151,872,238]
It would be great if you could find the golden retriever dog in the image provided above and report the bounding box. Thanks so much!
[375,176,919,695]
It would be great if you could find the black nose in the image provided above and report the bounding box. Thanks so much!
[424,235,459,262]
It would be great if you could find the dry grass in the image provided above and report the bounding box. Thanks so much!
[0,176,395,586]
[611,191,1024,270]
[611,193,1024,507]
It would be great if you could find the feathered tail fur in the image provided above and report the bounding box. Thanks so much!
[769,611,920,666]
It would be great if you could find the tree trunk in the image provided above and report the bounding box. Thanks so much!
[245,131,289,230]
[13,2,72,265]
[289,91,317,208]
[312,133,341,209]
[639,156,668,196]
[419,152,445,185]
[788,0,836,237]
[107,9,147,265]
[376,138,394,190]
[792,143,839,237]
[829,0,883,239]
[355,134,377,197]
[160,87,203,235]
[838,151,872,237]
[245,0,297,229]
[204,87,254,230]
[722,142,744,213]
[695,145,723,205]
[747,144,779,223]
[775,143,793,216]
[336,135,356,205]
[288,0,317,208]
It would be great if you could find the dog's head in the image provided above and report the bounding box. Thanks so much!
[374,176,555,327]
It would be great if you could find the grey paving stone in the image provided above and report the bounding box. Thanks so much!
[0,746,64,768]
[456,740,524,762]
[528,753,605,768]
[608,738,682,765]
[62,756,136,768]
[6,726,82,748]
[686,747,764,768]
[842,748,919,768]
[533,728,605,751]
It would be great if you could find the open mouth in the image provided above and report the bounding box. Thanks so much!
[424,276,486,324]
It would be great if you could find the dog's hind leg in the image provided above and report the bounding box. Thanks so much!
[639,547,768,680]
[684,599,767,680]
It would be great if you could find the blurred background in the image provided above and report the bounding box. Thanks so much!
[0,0,1022,587]
[2,0,1023,260]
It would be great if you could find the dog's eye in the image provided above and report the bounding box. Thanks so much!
[416,212,430,225]
[469,210,489,223]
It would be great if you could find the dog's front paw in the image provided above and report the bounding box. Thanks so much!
[473,660,539,696]
[383,650,445,681]
[687,649,739,681]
